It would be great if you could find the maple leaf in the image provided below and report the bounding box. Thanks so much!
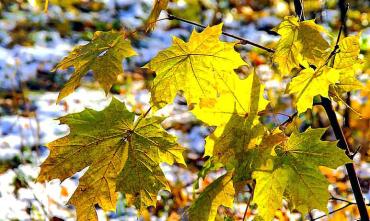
[232,130,287,187]
[209,115,266,167]
[252,128,351,220]
[53,31,137,102]
[187,171,235,221]
[146,0,169,31]
[193,72,268,158]
[287,66,339,113]
[38,98,185,220]
[252,162,288,221]
[203,116,287,188]
[144,24,247,108]
[192,71,269,127]
[272,16,330,75]
[195,72,271,186]
[334,35,361,70]
[332,34,363,92]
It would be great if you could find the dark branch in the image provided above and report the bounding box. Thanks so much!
[339,1,350,37]
[293,0,305,21]
[339,1,351,130]
[321,98,351,155]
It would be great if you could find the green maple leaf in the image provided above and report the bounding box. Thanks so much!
[203,113,286,188]
[232,130,287,187]
[287,66,339,113]
[272,16,330,75]
[252,128,351,220]
[188,171,235,221]
[144,24,247,109]
[38,98,185,220]
[54,31,137,102]
[146,0,169,30]
[209,115,266,167]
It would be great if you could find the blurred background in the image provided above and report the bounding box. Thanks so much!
[0,0,369,220]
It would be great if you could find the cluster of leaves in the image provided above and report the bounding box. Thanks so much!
[38,3,364,221]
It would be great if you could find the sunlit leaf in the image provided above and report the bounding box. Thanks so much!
[188,171,235,221]
[145,24,247,109]
[287,67,339,113]
[272,16,330,75]
[333,34,363,92]
[192,71,269,127]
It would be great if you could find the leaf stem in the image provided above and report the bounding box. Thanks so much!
[132,106,152,130]
[166,13,275,53]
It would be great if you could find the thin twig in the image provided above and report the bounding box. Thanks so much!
[125,17,169,38]
[278,112,298,127]
[243,183,255,221]
[142,106,152,118]
[15,170,50,219]
[167,13,275,53]
[311,203,353,220]
[330,196,356,204]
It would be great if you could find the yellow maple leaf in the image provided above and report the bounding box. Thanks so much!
[273,16,330,75]
[287,67,339,113]
[192,71,269,127]
[145,24,247,109]
[333,34,363,92]
[187,171,235,221]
